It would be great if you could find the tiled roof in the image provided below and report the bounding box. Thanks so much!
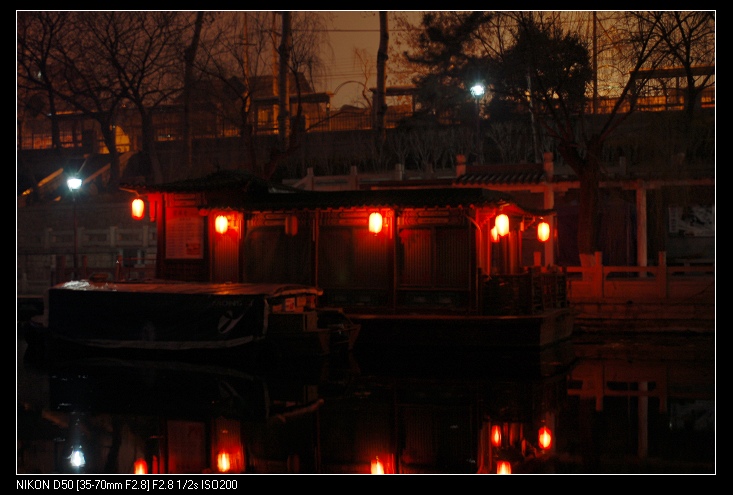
[220,187,517,210]
[127,170,555,217]
[125,170,294,194]
[454,169,547,186]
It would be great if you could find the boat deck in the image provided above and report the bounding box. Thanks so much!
[52,279,323,297]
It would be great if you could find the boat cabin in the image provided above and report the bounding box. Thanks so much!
[126,171,563,317]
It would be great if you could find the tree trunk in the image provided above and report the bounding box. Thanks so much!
[558,136,602,270]
[101,126,120,191]
[140,110,163,184]
[277,12,292,153]
[375,12,389,149]
[183,12,204,177]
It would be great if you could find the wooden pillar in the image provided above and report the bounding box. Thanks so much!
[636,185,648,272]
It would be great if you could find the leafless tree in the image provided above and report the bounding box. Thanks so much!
[17,11,70,152]
[80,11,192,184]
[182,12,206,176]
[18,12,134,190]
[630,11,715,156]
[375,11,389,149]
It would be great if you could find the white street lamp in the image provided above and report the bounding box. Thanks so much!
[67,176,82,280]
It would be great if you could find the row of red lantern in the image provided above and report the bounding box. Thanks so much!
[490,215,550,242]
[131,200,550,243]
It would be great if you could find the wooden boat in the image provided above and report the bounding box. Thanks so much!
[28,278,358,359]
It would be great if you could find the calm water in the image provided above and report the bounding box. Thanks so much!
[17,327,715,475]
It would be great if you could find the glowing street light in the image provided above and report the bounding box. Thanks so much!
[67,176,82,280]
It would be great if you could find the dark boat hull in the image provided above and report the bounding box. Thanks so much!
[36,281,326,353]
[350,308,574,351]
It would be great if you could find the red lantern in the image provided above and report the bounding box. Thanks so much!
[215,215,229,234]
[537,221,550,242]
[495,214,509,236]
[368,212,383,234]
[490,425,502,447]
[133,458,148,474]
[538,426,552,450]
[490,226,499,243]
[497,460,512,474]
[131,198,145,220]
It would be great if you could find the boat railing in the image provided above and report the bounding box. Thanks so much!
[482,268,568,316]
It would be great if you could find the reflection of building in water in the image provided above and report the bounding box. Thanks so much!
[17,336,713,474]
[563,336,715,468]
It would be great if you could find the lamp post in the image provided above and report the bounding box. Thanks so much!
[67,176,82,280]
[470,83,485,165]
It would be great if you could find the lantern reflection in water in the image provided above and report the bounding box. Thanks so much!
[370,454,394,474]
[496,460,512,474]
[134,458,147,474]
[538,426,552,450]
[213,418,244,474]
[371,457,384,474]
[490,425,502,448]
[217,451,231,473]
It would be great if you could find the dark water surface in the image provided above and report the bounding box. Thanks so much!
[17,328,715,475]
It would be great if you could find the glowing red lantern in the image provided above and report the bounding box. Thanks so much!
[133,458,148,474]
[538,426,552,450]
[495,214,509,236]
[490,226,499,243]
[490,425,502,448]
[537,221,550,242]
[497,460,512,474]
[131,198,145,220]
[371,456,385,474]
[215,215,229,234]
[368,212,383,234]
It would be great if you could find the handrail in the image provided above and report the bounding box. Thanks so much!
[564,251,714,303]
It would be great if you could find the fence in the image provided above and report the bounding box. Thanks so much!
[564,251,714,303]
[17,225,714,309]
[17,224,157,295]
